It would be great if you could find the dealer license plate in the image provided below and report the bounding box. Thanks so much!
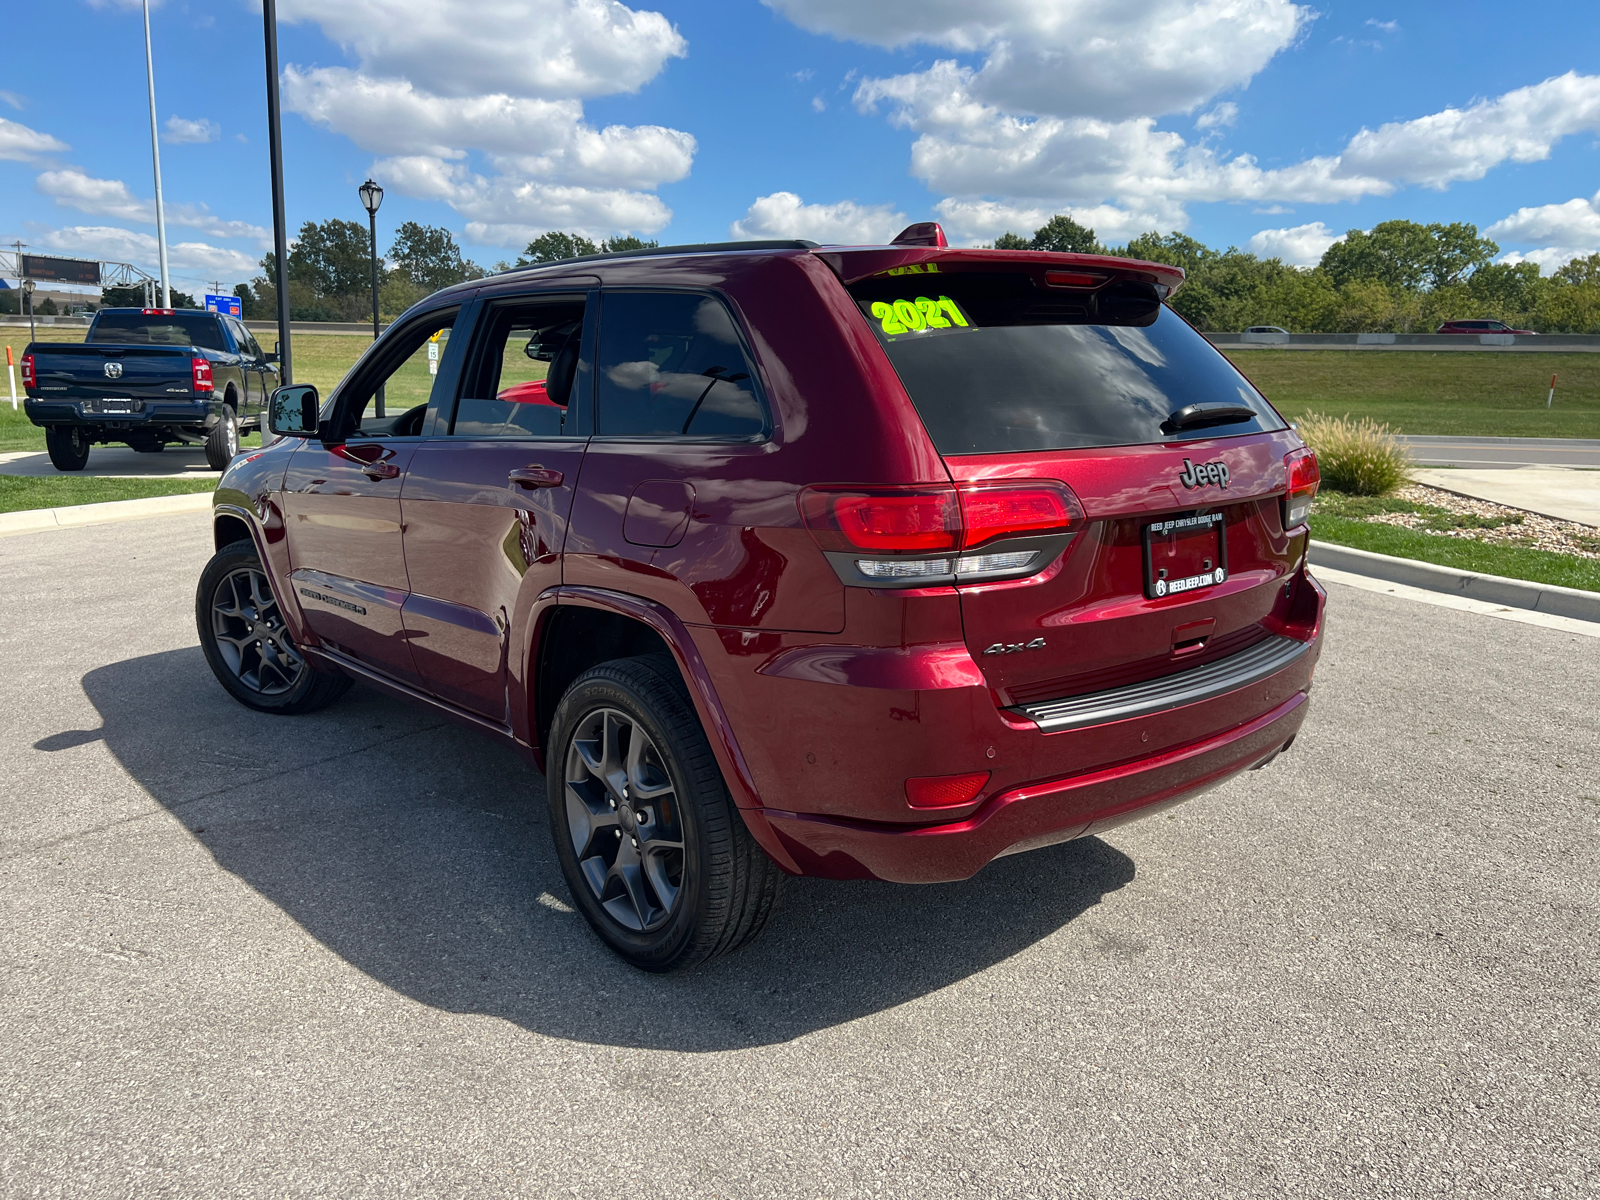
[90,398,141,413]
[1143,511,1228,599]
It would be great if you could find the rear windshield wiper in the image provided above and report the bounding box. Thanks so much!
[1163,403,1258,433]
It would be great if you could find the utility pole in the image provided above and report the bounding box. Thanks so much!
[262,0,292,384]
[142,0,171,308]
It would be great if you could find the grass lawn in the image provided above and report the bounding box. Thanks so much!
[1226,350,1600,438]
[0,474,215,514]
[1310,511,1600,593]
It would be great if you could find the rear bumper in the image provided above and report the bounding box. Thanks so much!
[759,688,1310,883]
[25,398,218,432]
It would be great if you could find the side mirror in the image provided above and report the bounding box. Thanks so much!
[268,384,320,437]
[262,351,280,364]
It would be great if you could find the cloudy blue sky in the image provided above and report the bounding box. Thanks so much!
[5,0,1600,297]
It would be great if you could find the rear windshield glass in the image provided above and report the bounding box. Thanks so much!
[849,271,1286,455]
[89,311,226,351]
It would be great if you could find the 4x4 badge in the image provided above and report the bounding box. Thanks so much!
[983,637,1046,656]
[1178,457,1229,488]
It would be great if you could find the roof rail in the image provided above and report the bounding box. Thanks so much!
[495,239,820,276]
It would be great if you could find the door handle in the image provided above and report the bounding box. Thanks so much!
[509,466,564,489]
[363,461,401,480]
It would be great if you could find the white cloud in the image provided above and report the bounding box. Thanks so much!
[36,169,268,242]
[1340,72,1600,188]
[1366,18,1398,32]
[1247,221,1343,266]
[0,116,67,162]
[37,225,257,279]
[730,192,908,244]
[1195,101,1237,130]
[0,91,24,111]
[163,116,220,144]
[768,0,1308,120]
[278,0,686,100]
[1486,191,1600,272]
[934,198,1177,245]
[811,96,826,113]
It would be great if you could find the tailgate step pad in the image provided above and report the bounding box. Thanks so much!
[1008,635,1310,732]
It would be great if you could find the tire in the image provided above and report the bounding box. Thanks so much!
[196,538,352,715]
[44,425,90,472]
[548,656,781,972]
[205,405,239,470]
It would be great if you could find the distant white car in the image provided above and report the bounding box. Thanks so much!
[1245,325,1290,334]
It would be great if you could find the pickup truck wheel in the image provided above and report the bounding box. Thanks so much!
[548,656,781,972]
[45,426,91,472]
[205,406,239,470]
[196,539,352,714]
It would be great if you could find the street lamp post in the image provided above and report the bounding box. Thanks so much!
[22,280,35,342]
[358,178,385,416]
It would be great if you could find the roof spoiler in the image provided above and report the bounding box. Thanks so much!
[890,222,948,249]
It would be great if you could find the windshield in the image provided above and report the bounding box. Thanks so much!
[89,311,227,351]
[849,271,1286,455]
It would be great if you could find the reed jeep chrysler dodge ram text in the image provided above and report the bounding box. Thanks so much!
[195,226,1325,971]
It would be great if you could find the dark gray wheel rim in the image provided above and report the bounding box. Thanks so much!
[210,565,305,696]
[564,707,686,932]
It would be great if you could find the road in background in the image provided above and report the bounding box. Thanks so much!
[1,514,1596,1198]
[1398,435,1600,468]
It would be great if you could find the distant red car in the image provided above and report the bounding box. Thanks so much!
[199,227,1325,971]
[1437,319,1536,335]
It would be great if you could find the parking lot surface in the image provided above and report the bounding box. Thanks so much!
[1,513,1595,1198]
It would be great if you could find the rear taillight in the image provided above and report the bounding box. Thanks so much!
[192,357,213,393]
[800,480,1084,585]
[905,771,990,808]
[1284,448,1319,527]
[21,353,35,388]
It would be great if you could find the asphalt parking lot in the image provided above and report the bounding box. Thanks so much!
[2,513,1596,1198]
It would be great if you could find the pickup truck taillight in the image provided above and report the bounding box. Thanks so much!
[20,353,35,388]
[1284,447,1320,527]
[191,357,213,393]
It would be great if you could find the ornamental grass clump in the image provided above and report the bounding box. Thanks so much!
[1295,411,1414,496]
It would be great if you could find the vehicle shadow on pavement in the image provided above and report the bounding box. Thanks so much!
[64,647,1135,1051]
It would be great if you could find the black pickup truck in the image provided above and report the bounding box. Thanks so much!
[22,308,275,471]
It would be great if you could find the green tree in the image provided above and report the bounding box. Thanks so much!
[1465,260,1542,310]
[1028,214,1102,254]
[1554,253,1600,287]
[992,231,1031,249]
[1425,222,1500,288]
[1116,231,1215,275]
[601,235,659,253]
[290,218,372,302]
[101,284,148,308]
[518,231,600,265]
[388,221,483,293]
[1320,220,1497,291]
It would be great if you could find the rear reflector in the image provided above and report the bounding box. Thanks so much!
[192,357,214,393]
[905,771,991,808]
[1283,448,1319,527]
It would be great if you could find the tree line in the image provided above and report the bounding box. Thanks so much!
[235,223,658,324]
[993,215,1600,333]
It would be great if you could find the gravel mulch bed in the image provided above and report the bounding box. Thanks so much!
[1360,482,1600,560]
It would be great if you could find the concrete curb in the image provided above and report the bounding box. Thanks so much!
[1309,540,1600,623]
[0,490,212,537]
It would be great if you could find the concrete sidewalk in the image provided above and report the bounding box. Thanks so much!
[1411,467,1600,526]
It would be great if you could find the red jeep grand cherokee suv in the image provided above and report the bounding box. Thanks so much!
[197,229,1325,971]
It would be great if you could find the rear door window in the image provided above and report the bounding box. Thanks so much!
[449,295,589,438]
[596,291,767,439]
[848,271,1287,455]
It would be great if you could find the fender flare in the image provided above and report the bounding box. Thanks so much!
[212,499,313,648]
[538,585,802,875]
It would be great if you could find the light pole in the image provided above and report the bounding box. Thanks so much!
[262,0,292,384]
[359,178,385,416]
[22,280,35,341]
[141,0,171,308]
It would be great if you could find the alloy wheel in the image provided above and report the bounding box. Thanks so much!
[209,566,306,695]
[564,708,686,932]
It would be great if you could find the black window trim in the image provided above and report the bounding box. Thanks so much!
[591,285,773,445]
[440,288,596,441]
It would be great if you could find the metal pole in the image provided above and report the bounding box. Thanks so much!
[368,209,383,416]
[262,0,293,385]
[26,286,36,342]
[142,0,171,308]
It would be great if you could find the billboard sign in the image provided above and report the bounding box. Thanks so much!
[21,254,102,286]
[205,293,242,317]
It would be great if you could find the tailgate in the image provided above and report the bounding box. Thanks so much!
[29,346,193,399]
[947,432,1303,707]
